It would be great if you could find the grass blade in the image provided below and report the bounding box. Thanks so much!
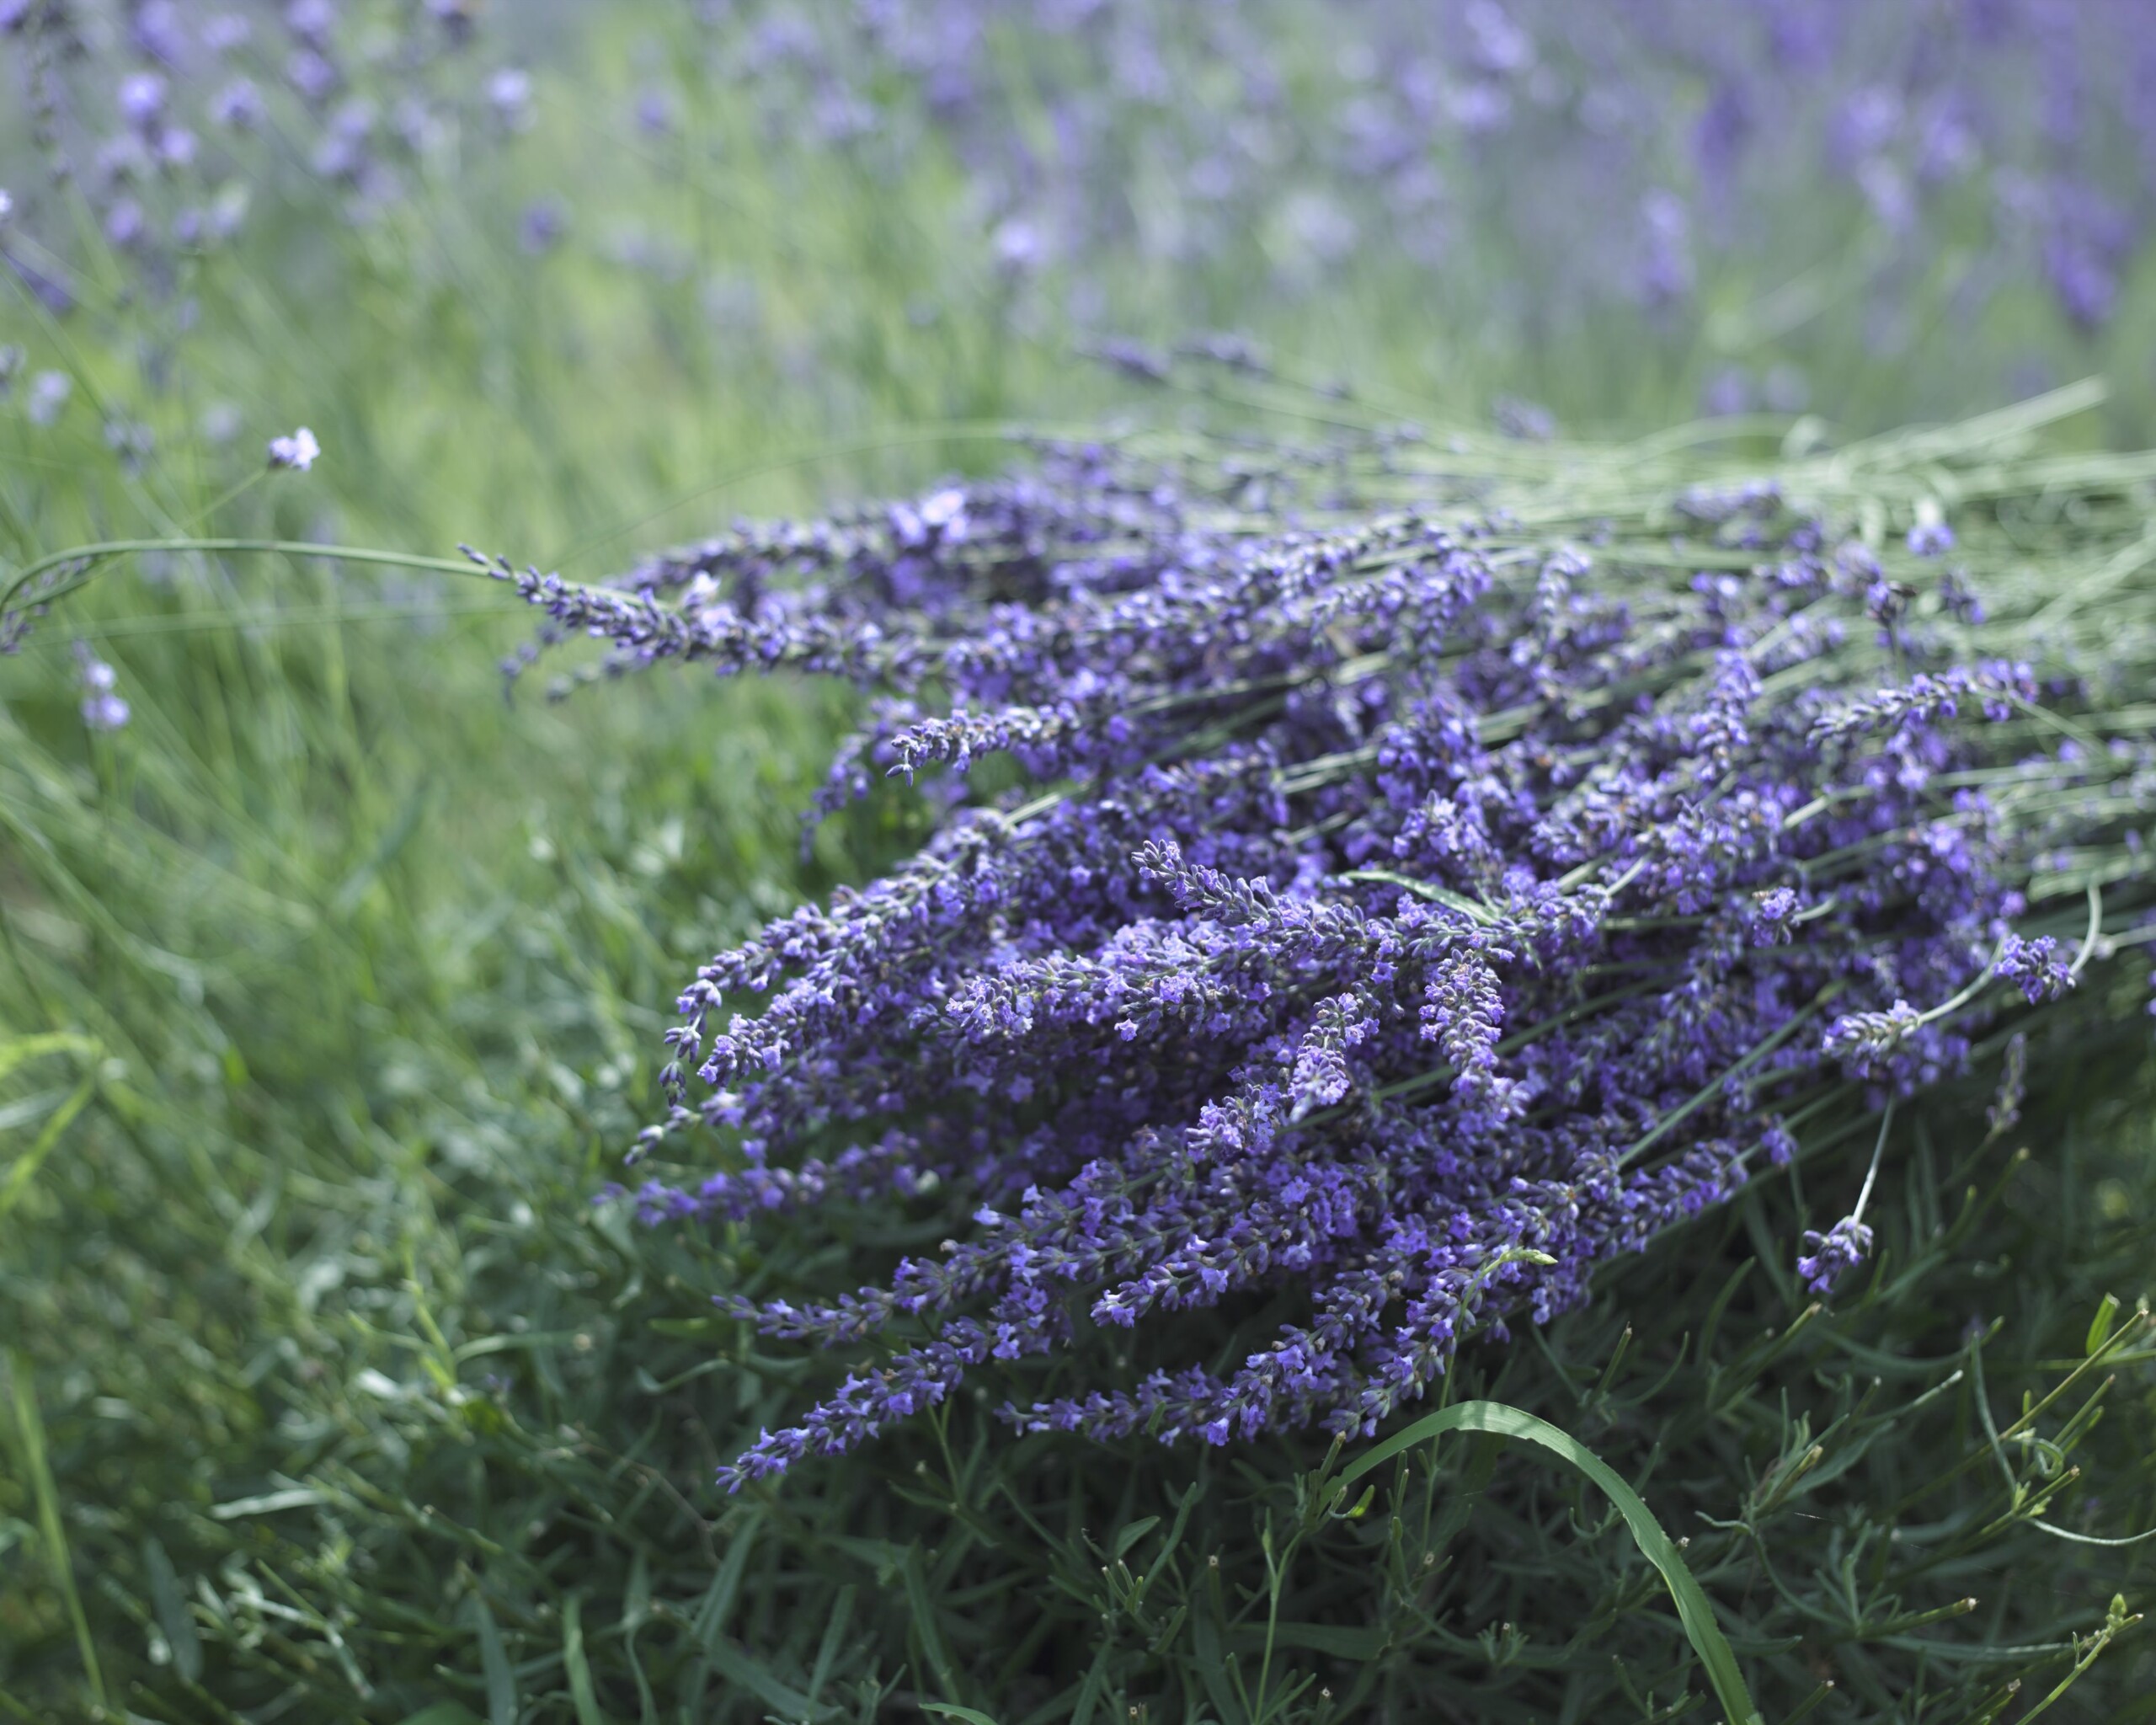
[562,1593,605,1725]
[472,1594,517,1725]
[698,1633,820,1719]
[4,1351,106,1711]
[142,1535,204,1684]
[1339,1398,1764,1725]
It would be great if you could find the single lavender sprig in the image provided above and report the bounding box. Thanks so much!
[1798,1103,1894,1298]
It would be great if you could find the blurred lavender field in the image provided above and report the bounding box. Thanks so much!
[7,2,2156,439]
[4,4,2156,1722]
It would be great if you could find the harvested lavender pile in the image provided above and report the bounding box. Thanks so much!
[491,382,2156,1492]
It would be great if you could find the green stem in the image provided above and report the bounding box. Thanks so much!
[3,537,494,617]
[6,1353,106,1711]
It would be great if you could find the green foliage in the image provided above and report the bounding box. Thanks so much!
[1334,1399,1763,1725]
[4,8,2156,1721]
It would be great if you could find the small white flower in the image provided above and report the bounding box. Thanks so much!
[267,425,321,472]
[73,641,130,732]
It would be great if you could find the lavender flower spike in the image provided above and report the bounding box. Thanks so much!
[1821,1001,1922,1076]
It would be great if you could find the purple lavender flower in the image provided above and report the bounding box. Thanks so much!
[519,197,566,255]
[104,197,147,251]
[1908,520,1956,558]
[202,14,253,56]
[1822,1001,1923,1074]
[1796,1216,1872,1296]
[1996,933,2073,1004]
[73,642,130,731]
[287,0,338,51]
[267,426,320,471]
[634,87,675,136]
[1747,887,1798,946]
[1938,568,1985,625]
[118,72,169,131]
[287,48,340,104]
[26,371,71,426]
[131,1,184,65]
[211,78,265,131]
[486,67,533,130]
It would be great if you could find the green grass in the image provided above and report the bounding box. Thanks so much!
[4,8,2156,1719]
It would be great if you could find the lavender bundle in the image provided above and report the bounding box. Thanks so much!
[493,384,2156,1492]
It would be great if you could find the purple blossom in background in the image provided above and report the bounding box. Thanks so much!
[26,371,71,426]
[130,2,184,65]
[287,48,339,105]
[648,0,2156,339]
[1908,521,1956,558]
[634,87,675,136]
[267,425,319,471]
[118,72,169,131]
[211,78,266,131]
[203,14,253,56]
[103,196,147,250]
[487,421,2145,1491]
[10,0,2156,419]
[1939,568,1985,625]
[73,641,130,731]
[1,0,495,329]
[519,197,566,255]
[487,67,533,130]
